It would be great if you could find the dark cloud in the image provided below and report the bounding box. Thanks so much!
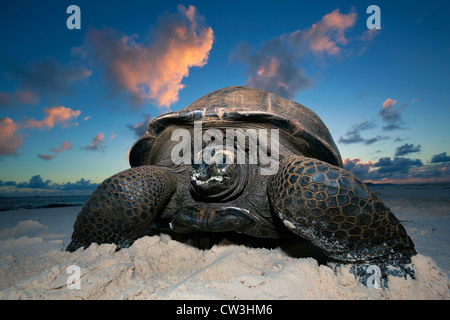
[0,180,16,187]
[364,136,389,145]
[338,120,387,145]
[339,120,374,144]
[394,137,407,142]
[126,114,152,138]
[356,91,371,101]
[12,175,98,192]
[37,153,53,161]
[0,90,39,108]
[343,158,373,179]
[232,42,312,99]
[231,9,358,99]
[4,57,91,100]
[58,178,99,191]
[373,157,423,175]
[16,175,53,189]
[431,152,450,163]
[82,132,115,152]
[394,143,421,156]
[379,99,407,131]
[37,141,72,161]
[344,157,423,181]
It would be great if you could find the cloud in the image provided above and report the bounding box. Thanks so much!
[345,156,450,183]
[58,178,99,191]
[356,91,371,101]
[379,98,406,131]
[0,90,39,107]
[11,175,99,193]
[344,156,423,181]
[298,9,357,55]
[1,107,79,157]
[231,9,358,99]
[394,143,421,156]
[37,141,72,161]
[373,157,423,175]
[37,153,53,161]
[339,120,374,144]
[431,152,450,163]
[338,120,388,145]
[343,158,374,179]
[82,5,213,109]
[0,117,23,156]
[16,175,53,189]
[126,113,152,138]
[83,133,106,152]
[0,180,16,187]
[382,98,397,109]
[4,56,91,100]
[83,132,115,152]
[51,141,72,154]
[24,106,81,130]
[364,136,389,145]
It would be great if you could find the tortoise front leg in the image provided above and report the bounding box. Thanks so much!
[268,155,416,263]
[67,166,176,252]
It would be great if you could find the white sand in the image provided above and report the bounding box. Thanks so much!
[0,184,449,300]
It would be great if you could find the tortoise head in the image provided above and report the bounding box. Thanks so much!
[190,148,247,201]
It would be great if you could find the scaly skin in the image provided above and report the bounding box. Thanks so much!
[67,166,176,252]
[268,155,416,263]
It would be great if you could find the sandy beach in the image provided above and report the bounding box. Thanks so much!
[0,184,449,300]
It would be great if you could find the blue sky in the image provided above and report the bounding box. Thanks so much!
[1,0,449,196]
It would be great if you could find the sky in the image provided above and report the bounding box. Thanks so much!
[0,0,449,196]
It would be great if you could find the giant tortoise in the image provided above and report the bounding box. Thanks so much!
[67,86,415,284]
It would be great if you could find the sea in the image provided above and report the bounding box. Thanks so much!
[0,195,90,211]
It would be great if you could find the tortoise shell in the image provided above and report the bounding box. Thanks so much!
[129,86,343,168]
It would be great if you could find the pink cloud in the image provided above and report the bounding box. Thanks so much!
[38,140,72,161]
[382,98,397,109]
[83,132,115,152]
[379,98,406,130]
[24,106,81,130]
[233,9,357,99]
[83,5,213,110]
[0,117,23,156]
[295,9,357,55]
[50,141,72,154]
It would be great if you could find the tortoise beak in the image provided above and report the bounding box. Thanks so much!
[191,158,239,199]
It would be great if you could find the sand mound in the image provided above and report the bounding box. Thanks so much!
[1,232,449,299]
